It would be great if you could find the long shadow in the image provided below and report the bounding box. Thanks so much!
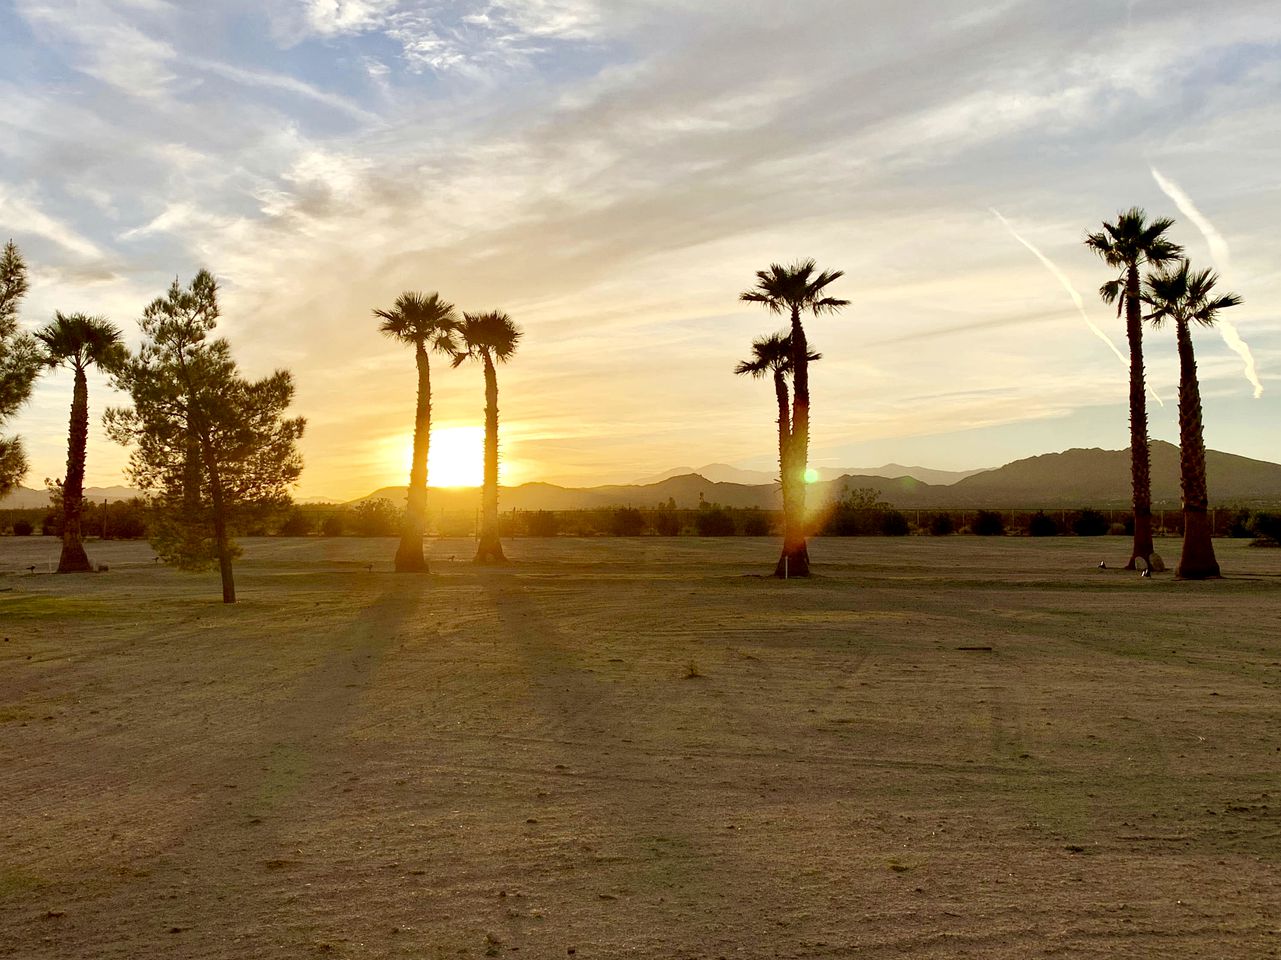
[8,583,426,959]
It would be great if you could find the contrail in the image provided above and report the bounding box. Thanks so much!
[991,208,1164,406]
[1151,167,1263,398]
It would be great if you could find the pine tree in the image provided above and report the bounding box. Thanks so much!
[0,241,43,495]
[105,270,305,602]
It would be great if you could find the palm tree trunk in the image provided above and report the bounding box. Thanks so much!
[475,353,505,564]
[395,344,431,572]
[1174,318,1219,579]
[1125,264,1156,570]
[776,303,810,578]
[773,369,792,537]
[57,363,92,573]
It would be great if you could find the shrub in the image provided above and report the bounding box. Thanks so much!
[742,511,770,536]
[928,513,954,536]
[1028,511,1058,537]
[653,509,681,537]
[610,507,647,537]
[279,510,313,536]
[1227,509,1254,538]
[973,510,1005,536]
[695,508,736,536]
[822,487,894,536]
[1071,509,1110,537]
[880,510,910,536]
[321,515,345,537]
[1251,512,1281,546]
[12,519,33,536]
[526,511,558,537]
[352,499,399,537]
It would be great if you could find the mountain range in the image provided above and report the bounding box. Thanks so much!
[633,462,988,486]
[347,441,1281,512]
[0,485,143,509]
[4,442,1279,513]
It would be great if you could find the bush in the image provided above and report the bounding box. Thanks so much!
[1071,508,1110,537]
[610,507,647,537]
[12,519,33,536]
[1227,509,1254,538]
[928,513,954,536]
[112,510,147,539]
[880,510,910,536]
[279,510,313,536]
[321,515,345,537]
[526,511,558,537]
[653,509,681,537]
[695,508,736,536]
[973,510,1005,536]
[1028,511,1058,537]
[352,499,400,537]
[742,511,770,536]
[822,488,896,536]
[1251,512,1281,546]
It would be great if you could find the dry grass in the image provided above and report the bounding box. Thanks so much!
[1,535,1279,959]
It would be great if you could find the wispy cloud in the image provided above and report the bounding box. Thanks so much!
[6,0,1281,495]
[1150,166,1263,398]
[990,209,1138,371]
[0,185,106,261]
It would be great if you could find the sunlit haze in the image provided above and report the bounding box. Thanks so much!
[3,0,1279,500]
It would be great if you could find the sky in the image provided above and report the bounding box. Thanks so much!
[2,0,1279,500]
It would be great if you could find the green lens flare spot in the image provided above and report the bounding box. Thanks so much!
[804,468,819,484]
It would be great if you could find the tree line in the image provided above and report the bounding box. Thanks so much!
[0,207,1256,593]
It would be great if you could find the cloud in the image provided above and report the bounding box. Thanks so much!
[0,185,106,260]
[1151,166,1264,398]
[190,58,377,122]
[989,210,1131,366]
[7,0,1281,495]
[15,0,179,94]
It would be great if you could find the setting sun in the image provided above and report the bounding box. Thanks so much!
[424,426,484,488]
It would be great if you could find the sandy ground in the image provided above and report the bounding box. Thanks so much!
[1,534,1279,959]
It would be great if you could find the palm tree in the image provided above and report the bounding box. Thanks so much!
[1085,209,1182,571]
[740,260,847,577]
[452,310,522,564]
[374,292,459,572]
[734,332,821,531]
[1142,260,1241,580]
[35,312,123,573]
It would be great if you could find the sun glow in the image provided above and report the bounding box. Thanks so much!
[426,426,484,487]
[388,426,486,488]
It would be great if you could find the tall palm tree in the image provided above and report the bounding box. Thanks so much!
[734,332,821,530]
[374,292,459,572]
[35,312,123,573]
[740,259,847,577]
[1085,209,1182,571]
[1142,260,1241,580]
[452,310,522,564]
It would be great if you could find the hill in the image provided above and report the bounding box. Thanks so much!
[634,462,987,486]
[0,485,144,509]
[941,441,1281,507]
[348,442,1281,512]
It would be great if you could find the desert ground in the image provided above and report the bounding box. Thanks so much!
[1,535,1278,959]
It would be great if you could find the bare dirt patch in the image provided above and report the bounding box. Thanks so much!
[2,536,1279,958]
